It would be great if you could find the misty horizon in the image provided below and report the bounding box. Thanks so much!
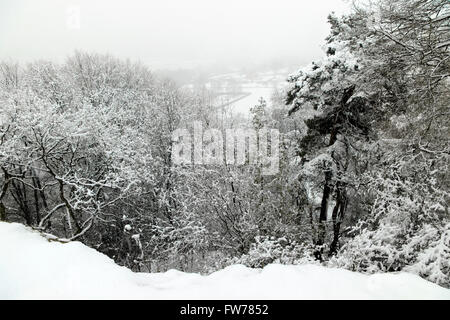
[0,0,350,71]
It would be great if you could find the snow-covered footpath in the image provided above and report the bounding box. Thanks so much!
[0,222,449,300]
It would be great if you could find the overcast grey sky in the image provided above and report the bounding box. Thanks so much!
[0,0,350,69]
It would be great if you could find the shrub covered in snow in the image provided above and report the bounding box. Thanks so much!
[331,223,450,288]
[234,236,317,268]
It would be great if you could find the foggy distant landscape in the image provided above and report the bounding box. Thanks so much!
[0,0,449,303]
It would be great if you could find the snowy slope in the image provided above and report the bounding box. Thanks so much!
[0,222,449,300]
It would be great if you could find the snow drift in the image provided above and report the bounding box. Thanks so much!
[0,222,449,299]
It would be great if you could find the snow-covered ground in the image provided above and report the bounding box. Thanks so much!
[1,222,449,300]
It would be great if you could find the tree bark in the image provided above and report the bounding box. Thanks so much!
[0,202,6,221]
[315,169,332,261]
[329,186,347,256]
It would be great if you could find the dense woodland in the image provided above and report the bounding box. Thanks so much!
[1,0,449,287]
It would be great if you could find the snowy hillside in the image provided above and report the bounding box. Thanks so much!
[0,222,449,300]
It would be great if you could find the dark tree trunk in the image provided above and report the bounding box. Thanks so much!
[32,178,41,224]
[329,186,347,256]
[11,180,32,225]
[315,169,333,261]
[31,171,48,224]
[0,202,6,221]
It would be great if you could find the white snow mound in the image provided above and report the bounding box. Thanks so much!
[0,222,449,299]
